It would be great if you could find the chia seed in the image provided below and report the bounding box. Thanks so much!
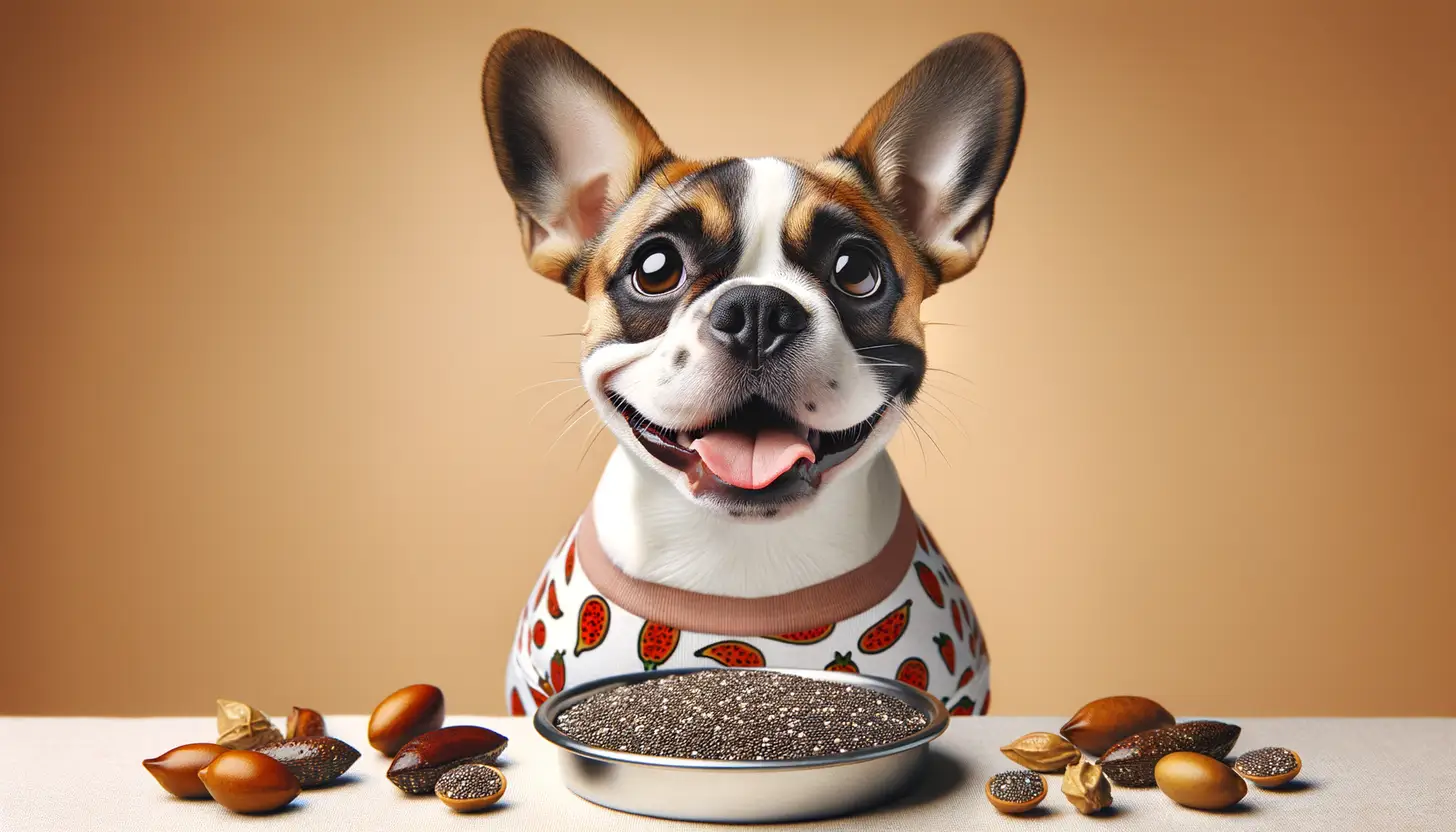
[435,763,504,800]
[988,770,1046,803]
[553,670,928,761]
[1234,747,1298,777]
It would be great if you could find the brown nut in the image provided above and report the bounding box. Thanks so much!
[142,743,228,799]
[1061,695,1175,756]
[386,725,509,794]
[1062,760,1114,814]
[1098,720,1241,787]
[286,706,326,739]
[1233,747,1302,788]
[197,749,301,814]
[984,770,1047,814]
[368,684,445,756]
[435,763,507,812]
[215,699,283,750]
[1000,732,1082,772]
[1155,751,1248,810]
[254,736,361,788]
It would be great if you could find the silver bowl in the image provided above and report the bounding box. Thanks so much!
[534,667,950,823]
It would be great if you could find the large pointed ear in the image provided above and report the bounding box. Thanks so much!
[482,30,670,291]
[836,34,1025,283]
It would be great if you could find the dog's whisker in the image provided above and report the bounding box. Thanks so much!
[539,331,585,338]
[920,379,979,406]
[576,421,611,470]
[513,377,583,397]
[892,403,931,475]
[910,392,970,440]
[922,321,967,328]
[530,384,586,423]
[857,358,915,372]
[926,366,977,386]
[547,404,602,455]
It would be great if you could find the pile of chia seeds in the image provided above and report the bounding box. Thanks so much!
[988,770,1045,803]
[554,670,929,761]
[435,763,504,800]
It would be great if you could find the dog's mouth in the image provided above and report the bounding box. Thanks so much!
[606,392,891,506]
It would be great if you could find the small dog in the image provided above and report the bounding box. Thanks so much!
[483,30,1024,715]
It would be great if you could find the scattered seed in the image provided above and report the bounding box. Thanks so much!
[1233,747,1297,777]
[988,770,1046,803]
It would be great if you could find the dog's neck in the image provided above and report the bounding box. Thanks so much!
[590,447,903,598]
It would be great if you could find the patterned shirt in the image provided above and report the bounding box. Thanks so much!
[506,496,990,717]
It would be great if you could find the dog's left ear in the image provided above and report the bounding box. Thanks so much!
[482,30,670,291]
[836,34,1025,284]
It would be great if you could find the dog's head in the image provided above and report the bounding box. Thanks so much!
[483,30,1023,518]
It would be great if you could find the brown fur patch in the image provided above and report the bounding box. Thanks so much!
[577,159,741,350]
[799,159,933,347]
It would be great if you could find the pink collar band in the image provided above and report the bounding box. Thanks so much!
[574,493,919,636]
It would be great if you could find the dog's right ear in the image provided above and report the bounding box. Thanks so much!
[483,30,670,293]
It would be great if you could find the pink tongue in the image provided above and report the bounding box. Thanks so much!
[690,429,815,490]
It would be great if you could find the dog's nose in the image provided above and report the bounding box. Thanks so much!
[708,285,809,368]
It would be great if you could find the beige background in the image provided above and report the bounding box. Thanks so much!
[2,0,1453,719]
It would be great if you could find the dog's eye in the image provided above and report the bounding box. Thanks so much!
[830,246,882,298]
[631,242,686,296]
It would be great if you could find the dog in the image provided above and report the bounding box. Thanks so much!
[483,29,1024,716]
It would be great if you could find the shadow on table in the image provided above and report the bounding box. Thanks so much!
[789,748,968,828]
[889,749,967,809]
[304,774,360,791]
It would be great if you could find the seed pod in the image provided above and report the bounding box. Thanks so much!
[1061,760,1113,814]
[215,700,283,750]
[985,770,1047,814]
[1155,751,1247,810]
[368,684,446,756]
[1233,747,1302,788]
[435,763,507,812]
[142,743,228,799]
[254,736,361,788]
[286,706,326,739]
[1098,720,1241,787]
[1000,732,1082,772]
[197,750,301,814]
[1061,695,1175,756]
[386,726,509,794]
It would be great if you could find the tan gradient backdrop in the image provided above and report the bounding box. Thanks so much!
[2,0,1453,719]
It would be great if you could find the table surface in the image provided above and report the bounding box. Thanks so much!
[1,715,1449,830]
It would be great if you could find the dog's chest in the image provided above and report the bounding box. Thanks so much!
[504,507,991,716]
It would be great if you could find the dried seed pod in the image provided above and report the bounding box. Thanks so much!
[215,699,283,750]
[1098,720,1241,787]
[142,743,228,799]
[435,763,507,812]
[1061,760,1113,814]
[368,684,445,756]
[1233,747,1302,788]
[286,706,326,739]
[197,749,301,814]
[386,726,509,794]
[254,736,361,788]
[1156,751,1248,810]
[1000,732,1082,772]
[1061,695,1175,756]
[985,770,1047,814]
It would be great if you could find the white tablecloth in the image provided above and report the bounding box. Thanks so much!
[1,715,1448,830]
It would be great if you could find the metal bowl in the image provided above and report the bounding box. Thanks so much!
[534,667,950,823]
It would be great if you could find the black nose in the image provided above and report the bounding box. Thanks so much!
[708,285,809,369]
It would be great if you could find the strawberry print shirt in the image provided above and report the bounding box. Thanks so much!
[506,495,990,718]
